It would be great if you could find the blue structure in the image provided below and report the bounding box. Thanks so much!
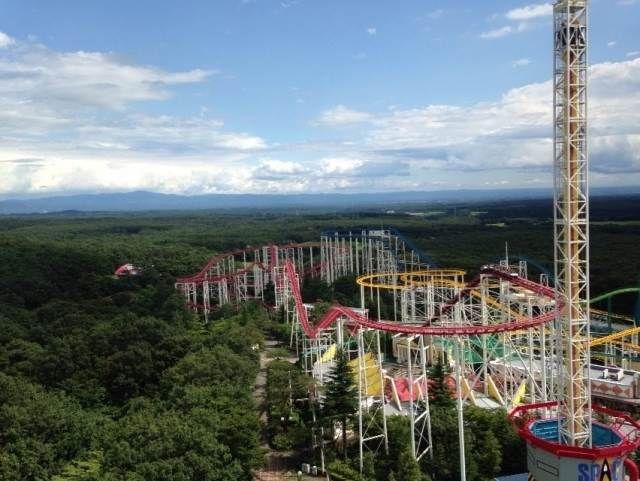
[493,475,528,481]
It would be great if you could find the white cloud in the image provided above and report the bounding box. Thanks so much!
[0,38,250,153]
[259,159,306,175]
[314,58,640,187]
[280,0,300,8]
[0,37,270,196]
[482,3,550,40]
[480,23,528,39]
[321,157,363,175]
[618,0,637,5]
[505,3,553,21]
[68,114,266,154]
[0,32,15,49]
[316,105,372,125]
[481,26,513,39]
[512,58,532,68]
[367,27,377,36]
[427,9,444,20]
[3,35,640,195]
[608,41,617,48]
[627,51,640,58]
[0,46,213,111]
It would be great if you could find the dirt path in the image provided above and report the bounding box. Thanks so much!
[252,340,276,425]
[253,340,304,480]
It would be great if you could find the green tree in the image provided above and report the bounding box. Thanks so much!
[385,415,409,458]
[100,399,247,481]
[331,275,359,305]
[323,348,358,460]
[476,431,502,480]
[464,406,524,477]
[429,360,454,408]
[326,460,367,481]
[395,448,430,481]
[0,373,96,480]
[423,406,462,481]
[301,277,332,303]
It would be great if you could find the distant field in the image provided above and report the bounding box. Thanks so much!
[591,221,640,226]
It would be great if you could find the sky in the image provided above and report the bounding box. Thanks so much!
[0,0,639,198]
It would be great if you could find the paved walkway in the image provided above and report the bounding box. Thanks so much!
[253,340,309,481]
[252,340,277,424]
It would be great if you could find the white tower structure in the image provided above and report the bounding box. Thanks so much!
[553,0,591,448]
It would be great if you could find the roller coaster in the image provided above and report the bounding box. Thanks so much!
[176,2,640,478]
[175,228,640,473]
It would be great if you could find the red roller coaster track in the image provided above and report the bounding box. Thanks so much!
[176,242,319,285]
[280,261,560,339]
[175,240,560,337]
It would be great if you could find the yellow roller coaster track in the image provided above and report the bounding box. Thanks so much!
[589,326,640,348]
[610,341,640,354]
[356,269,467,290]
[356,270,527,323]
[590,307,635,324]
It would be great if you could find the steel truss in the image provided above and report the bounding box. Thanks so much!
[175,243,321,321]
[397,334,433,461]
[175,233,564,473]
[553,0,591,448]
[320,229,430,286]
[355,328,389,471]
[394,262,556,410]
[289,311,390,472]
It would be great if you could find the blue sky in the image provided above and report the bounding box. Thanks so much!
[0,0,639,196]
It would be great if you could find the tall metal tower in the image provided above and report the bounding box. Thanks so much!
[553,0,591,448]
[512,3,640,479]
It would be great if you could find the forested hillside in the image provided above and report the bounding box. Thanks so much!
[0,228,267,479]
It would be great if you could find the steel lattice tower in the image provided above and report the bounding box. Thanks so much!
[553,0,592,448]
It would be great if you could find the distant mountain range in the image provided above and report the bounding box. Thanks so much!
[1,187,639,214]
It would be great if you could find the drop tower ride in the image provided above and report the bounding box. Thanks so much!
[553,0,591,450]
[510,2,640,480]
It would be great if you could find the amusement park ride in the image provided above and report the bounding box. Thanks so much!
[175,1,640,479]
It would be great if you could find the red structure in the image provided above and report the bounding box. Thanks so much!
[114,263,140,277]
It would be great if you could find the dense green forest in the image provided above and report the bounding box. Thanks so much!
[0,196,639,480]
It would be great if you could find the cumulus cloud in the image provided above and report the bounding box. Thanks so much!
[0,31,15,48]
[0,46,213,111]
[0,38,224,147]
[482,3,551,39]
[505,3,553,21]
[316,105,372,125]
[315,58,640,186]
[481,26,515,39]
[71,115,265,153]
[0,36,270,196]
[512,58,532,68]
[367,27,377,36]
[2,31,640,195]
[253,159,308,180]
[321,157,364,175]
[481,22,530,39]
